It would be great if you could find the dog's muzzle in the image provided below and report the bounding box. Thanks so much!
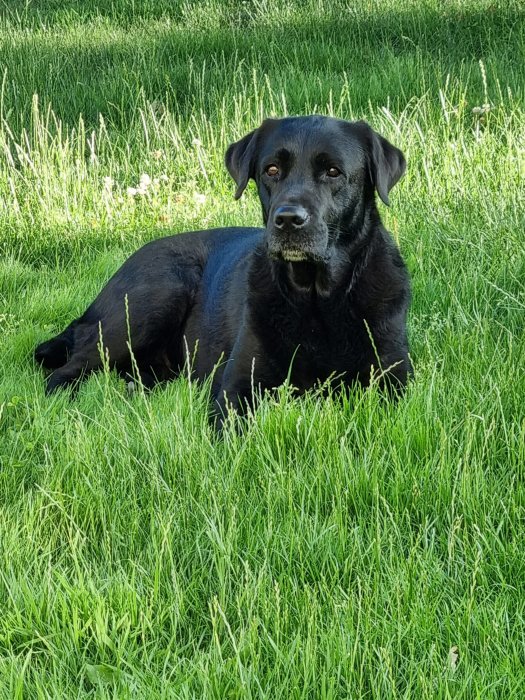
[267,207,329,263]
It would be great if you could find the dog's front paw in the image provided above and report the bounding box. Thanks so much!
[45,369,82,395]
[210,390,242,433]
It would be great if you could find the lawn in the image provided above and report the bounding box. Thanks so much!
[0,0,524,697]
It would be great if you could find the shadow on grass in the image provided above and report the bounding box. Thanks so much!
[0,3,523,130]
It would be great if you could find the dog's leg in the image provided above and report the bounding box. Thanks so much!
[358,321,412,395]
[34,323,78,370]
[44,295,189,395]
[212,321,278,428]
[376,352,412,395]
[45,353,98,394]
[37,242,202,394]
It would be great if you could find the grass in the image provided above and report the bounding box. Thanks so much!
[1,0,524,696]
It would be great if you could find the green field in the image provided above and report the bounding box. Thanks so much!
[1,0,524,697]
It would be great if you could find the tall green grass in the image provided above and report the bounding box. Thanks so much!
[1,1,524,697]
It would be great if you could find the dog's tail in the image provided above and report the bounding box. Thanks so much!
[34,323,77,369]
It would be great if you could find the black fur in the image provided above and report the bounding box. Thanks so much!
[35,116,412,421]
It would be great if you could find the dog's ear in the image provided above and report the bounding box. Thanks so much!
[225,129,259,200]
[225,119,278,199]
[367,128,406,206]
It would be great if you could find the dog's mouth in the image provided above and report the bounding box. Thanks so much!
[266,222,330,265]
[280,249,309,262]
[269,247,328,264]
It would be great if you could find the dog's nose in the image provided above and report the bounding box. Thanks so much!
[273,205,309,230]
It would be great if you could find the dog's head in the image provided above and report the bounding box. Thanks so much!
[225,116,405,264]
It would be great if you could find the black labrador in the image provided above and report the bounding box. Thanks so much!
[35,116,412,419]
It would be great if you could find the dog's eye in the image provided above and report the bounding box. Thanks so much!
[265,165,279,177]
[326,167,341,178]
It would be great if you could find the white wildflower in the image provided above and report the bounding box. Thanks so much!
[139,173,152,188]
[472,103,492,115]
[193,192,206,205]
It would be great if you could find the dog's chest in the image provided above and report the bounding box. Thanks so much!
[261,297,366,379]
[297,313,333,350]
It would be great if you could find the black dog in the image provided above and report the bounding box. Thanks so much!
[35,116,411,419]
